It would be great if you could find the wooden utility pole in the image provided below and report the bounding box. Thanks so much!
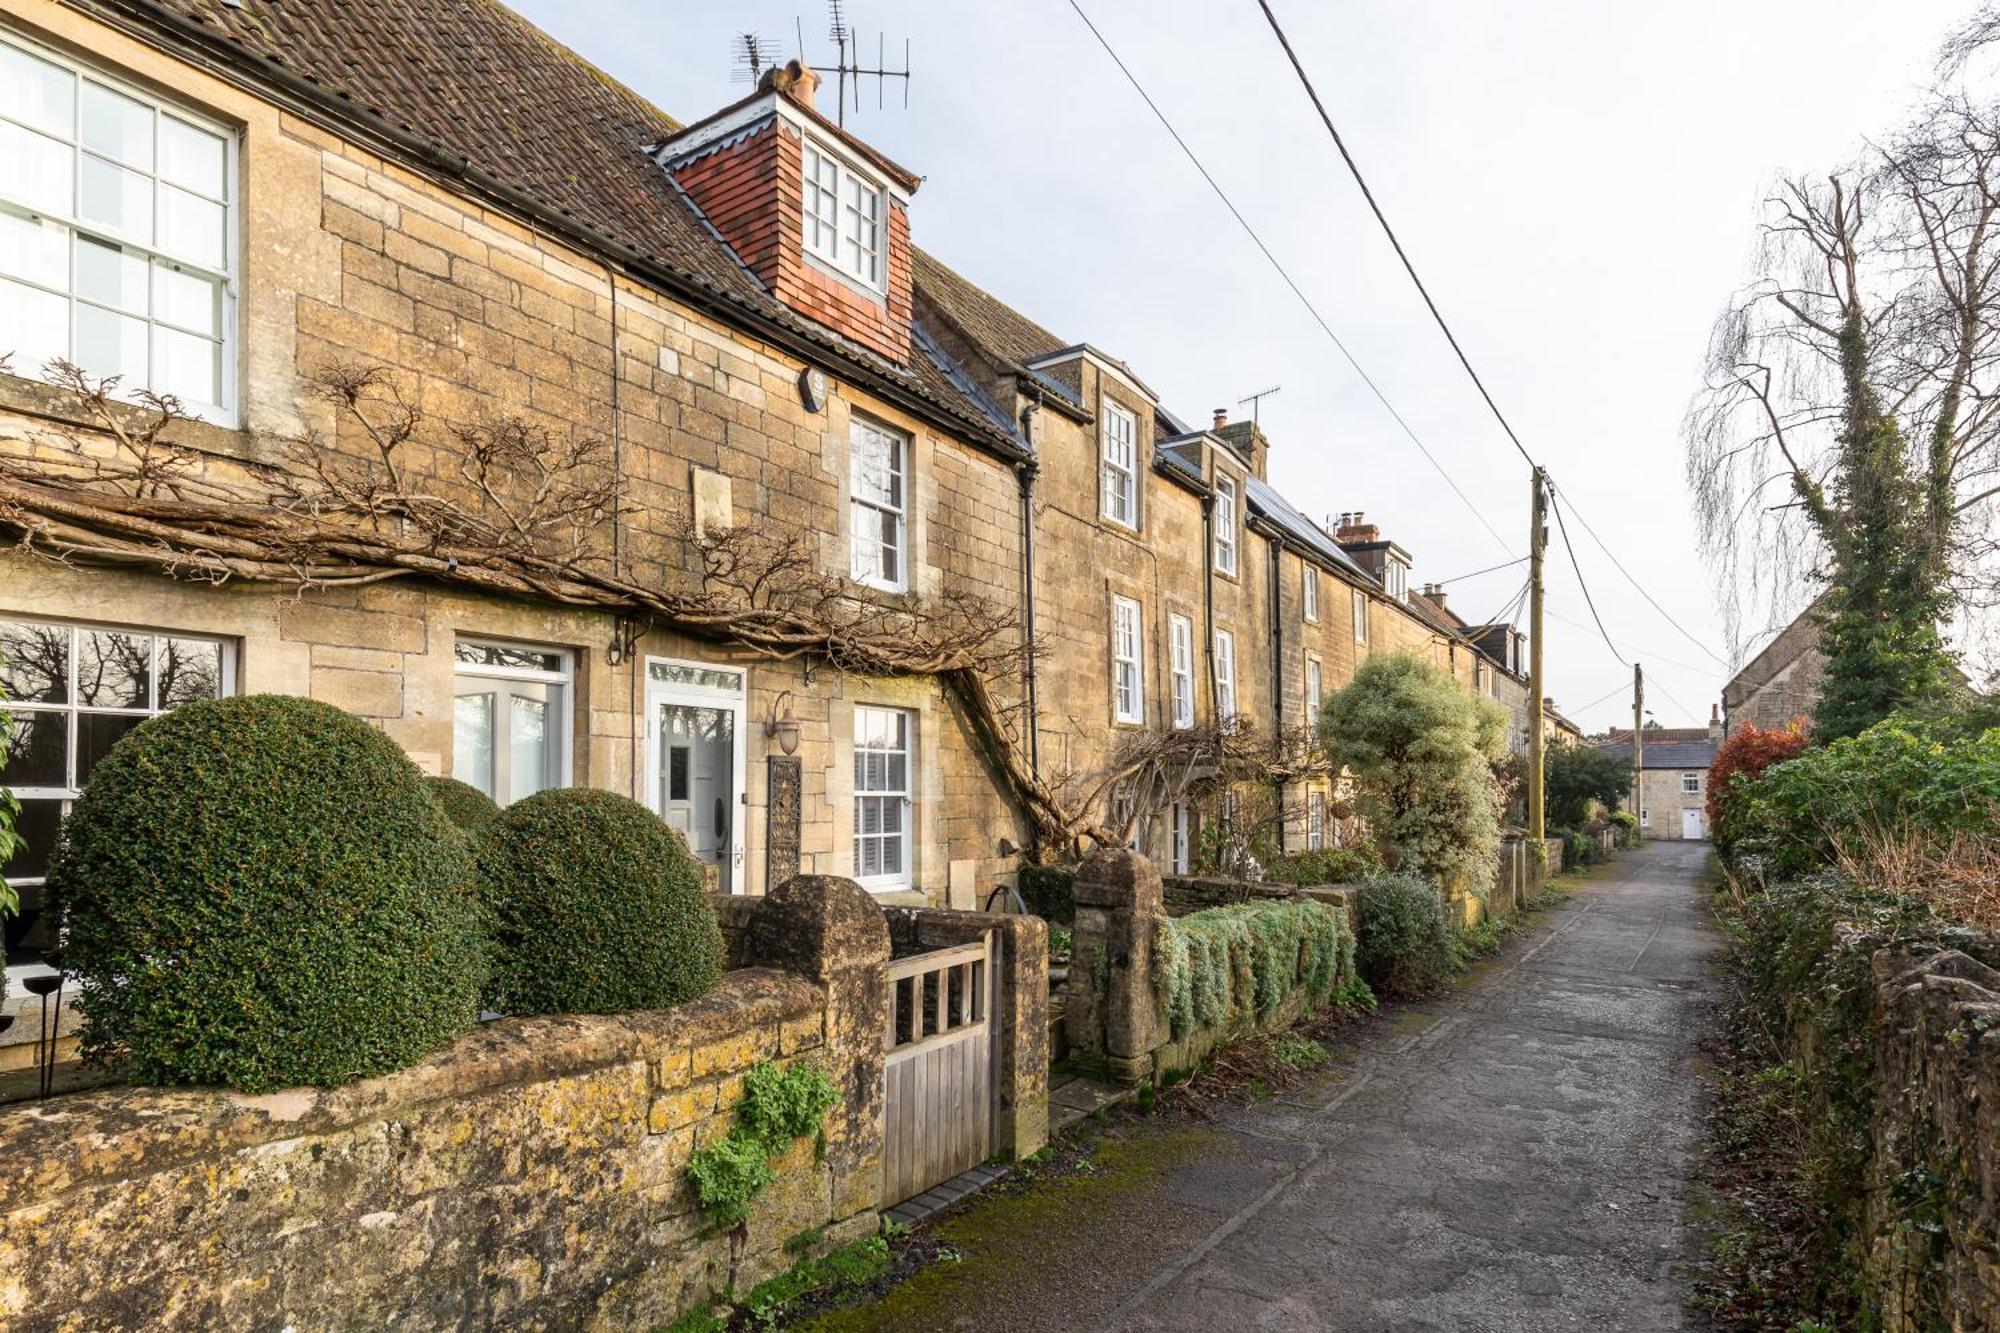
[1527,468,1547,844]
[1632,662,1644,825]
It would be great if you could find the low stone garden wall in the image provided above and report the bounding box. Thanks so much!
[0,877,950,1331]
[1068,850,1359,1086]
[1160,874,1358,927]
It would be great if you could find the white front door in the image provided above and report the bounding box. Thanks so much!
[645,658,747,893]
[1682,807,1705,840]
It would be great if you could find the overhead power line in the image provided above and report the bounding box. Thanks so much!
[1064,0,1517,559]
[1250,0,1730,679]
[1252,0,1534,471]
[1431,554,1529,587]
[1547,491,1628,671]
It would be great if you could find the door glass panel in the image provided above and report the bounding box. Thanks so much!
[508,694,548,802]
[452,691,494,798]
[668,745,690,801]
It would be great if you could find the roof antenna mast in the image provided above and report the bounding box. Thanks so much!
[1238,384,1282,429]
[732,32,778,86]
[795,0,912,128]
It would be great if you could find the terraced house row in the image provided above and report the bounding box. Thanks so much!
[0,0,1546,986]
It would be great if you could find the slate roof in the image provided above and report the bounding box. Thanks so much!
[107,0,1026,456]
[1592,740,1718,769]
[1245,477,1370,581]
[912,250,1067,370]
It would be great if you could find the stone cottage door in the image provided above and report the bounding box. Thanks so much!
[645,658,746,892]
[1681,807,1705,841]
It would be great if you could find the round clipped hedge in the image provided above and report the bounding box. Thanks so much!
[1355,870,1452,999]
[474,787,724,1015]
[46,694,484,1092]
[425,774,501,835]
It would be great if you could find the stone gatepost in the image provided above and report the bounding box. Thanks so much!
[1066,848,1165,1087]
[748,875,891,1221]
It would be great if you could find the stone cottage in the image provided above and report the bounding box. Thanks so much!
[1590,738,1718,841]
[0,0,1540,999]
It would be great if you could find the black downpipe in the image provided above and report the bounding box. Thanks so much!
[1015,448,1041,781]
[1201,493,1218,725]
[1268,533,1285,854]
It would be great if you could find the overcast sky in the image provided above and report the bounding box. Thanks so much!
[510,0,1973,731]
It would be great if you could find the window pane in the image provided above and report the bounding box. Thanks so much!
[0,621,70,702]
[77,710,144,783]
[75,302,147,384]
[80,82,153,169]
[79,154,152,242]
[0,277,67,372]
[509,694,549,801]
[0,43,75,137]
[160,185,223,267]
[160,116,225,197]
[157,636,223,706]
[452,690,495,797]
[77,234,148,313]
[2,710,68,787]
[77,629,150,707]
[455,640,564,674]
[0,121,73,217]
[851,427,898,506]
[154,326,219,405]
[154,263,219,334]
[2,798,61,883]
[0,211,68,288]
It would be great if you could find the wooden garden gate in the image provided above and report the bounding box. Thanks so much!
[882,934,995,1204]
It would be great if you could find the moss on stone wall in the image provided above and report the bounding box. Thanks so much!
[1151,898,1356,1041]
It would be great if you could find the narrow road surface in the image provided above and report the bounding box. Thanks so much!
[813,841,1722,1333]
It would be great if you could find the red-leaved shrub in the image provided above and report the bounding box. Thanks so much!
[1708,719,1809,847]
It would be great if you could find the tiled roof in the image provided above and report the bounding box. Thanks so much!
[1592,740,1718,769]
[1245,477,1369,581]
[110,0,1025,455]
[911,250,1067,369]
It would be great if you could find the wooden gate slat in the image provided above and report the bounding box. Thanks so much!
[882,931,995,1206]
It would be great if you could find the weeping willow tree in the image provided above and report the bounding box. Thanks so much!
[1685,52,2000,739]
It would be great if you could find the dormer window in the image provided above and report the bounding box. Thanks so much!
[802,137,884,292]
[1100,400,1137,528]
[1384,557,1408,602]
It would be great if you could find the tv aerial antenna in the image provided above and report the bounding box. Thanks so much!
[795,0,911,128]
[1238,385,1282,428]
[732,31,780,85]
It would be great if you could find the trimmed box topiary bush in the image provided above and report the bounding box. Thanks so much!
[47,694,485,1092]
[1265,844,1384,887]
[475,787,724,1015]
[1354,870,1452,999]
[425,774,501,835]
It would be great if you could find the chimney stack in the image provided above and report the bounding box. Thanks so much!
[1333,511,1380,544]
[1212,407,1228,431]
[757,59,822,110]
[1421,582,1446,609]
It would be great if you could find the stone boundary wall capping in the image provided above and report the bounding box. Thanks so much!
[0,877,898,1331]
[1069,849,1356,1087]
[1861,946,2000,1325]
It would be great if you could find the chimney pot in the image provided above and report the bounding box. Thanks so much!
[759,59,821,110]
[1213,408,1228,431]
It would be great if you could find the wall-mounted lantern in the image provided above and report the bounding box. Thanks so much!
[765,689,802,756]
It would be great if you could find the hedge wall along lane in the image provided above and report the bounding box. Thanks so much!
[475,788,725,1016]
[47,695,485,1092]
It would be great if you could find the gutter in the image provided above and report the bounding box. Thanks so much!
[74,0,1032,468]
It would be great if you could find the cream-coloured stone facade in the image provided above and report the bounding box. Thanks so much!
[0,0,1544,978]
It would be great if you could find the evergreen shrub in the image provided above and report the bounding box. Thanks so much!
[1265,844,1383,886]
[475,787,724,1015]
[47,694,484,1092]
[425,774,500,835]
[1354,870,1452,999]
[1018,864,1076,922]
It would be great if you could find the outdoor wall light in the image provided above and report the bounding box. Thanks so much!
[765,689,802,756]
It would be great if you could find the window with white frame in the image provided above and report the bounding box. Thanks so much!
[1169,801,1192,875]
[1100,400,1138,528]
[1642,806,1651,828]
[1384,557,1409,603]
[1352,588,1369,644]
[1111,595,1144,724]
[0,33,235,419]
[1681,771,1701,795]
[2,617,231,969]
[1215,628,1237,721]
[453,640,572,806]
[853,705,913,889]
[1213,474,1239,575]
[849,415,907,590]
[1168,613,1194,729]
[1303,565,1319,622]
[1305,657,1323,720]
[801,137,885,291]
[1307,790,1327,850]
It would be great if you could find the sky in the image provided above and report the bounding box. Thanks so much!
[508,0,1976,732]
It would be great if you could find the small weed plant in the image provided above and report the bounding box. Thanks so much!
[686,1060,841,1229]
